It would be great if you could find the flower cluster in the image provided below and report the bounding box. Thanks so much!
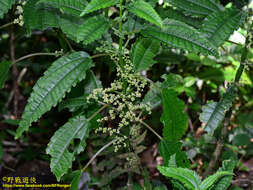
[14,1,26,26]
[88,51,151,152]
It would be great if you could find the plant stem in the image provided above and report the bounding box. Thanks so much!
[139,120,162,140]
[91,53,108,59]
[119,0,124,67]
[82,139,116,171]
[87,104,108,122]
[15,52,58,63]
[203,20,251,177]
[0,22,14,30]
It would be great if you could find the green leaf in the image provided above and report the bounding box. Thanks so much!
[46,115,91,181]
[0,0,15,19]
[212,160,236,190]
[37,0,87,16]
[200,171,233,190]
[164,0,222,16]
[157,166,201,190]
[158,140,190,168]
[130,38,160,71]
[83,70,102,94]
[141,19,218,56]
[161,89,188,141]
[142,83,162,110]
[80,0,118,16]
[70,170,82,190]
[59,14,84,42]
[23,0,60,32]
[58,95,88,112]
[0,61,12,89]
[16,52,94,138]
[200,8,246,47]
[77,15,109,45]
[128,0,163,28]
[200,86,237,135]
[157,7,203,28]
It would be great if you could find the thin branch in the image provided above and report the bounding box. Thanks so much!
[87,104,108,122]
[141,75,162,92]
[82,139,116,171]
[90,53,108,59]
[0,22,14,30]
[139,120,162,140]
[15,52,58,63]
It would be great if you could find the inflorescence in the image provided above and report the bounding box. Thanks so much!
[87,45,151,152]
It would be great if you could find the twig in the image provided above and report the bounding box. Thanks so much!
[15,52,58,63]
[10,24,19,118]
[82,139,116,171]
[0,22,14,30]
[139,120,162,140]
[203,18,251,177]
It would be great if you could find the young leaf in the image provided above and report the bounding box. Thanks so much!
[200,86,237,135]
[164,0,222,16]
[37,0,87,17]
[128,0,163,28]
[200,171,233,190]
[0,61,12,89]
[141,19,218,57]
[23,0,60,32]
[130,38,160,71]
[80,0,118,16]
[16,52,94,139]
[161,89,188,141]
[157,166,201,190]
[0,0,15,19]
[200,8,246,47]
[70,170,82,190]
[77,15,109,45]
[212,160,236,190]
[158,140,190,168]
[46,115,91,181]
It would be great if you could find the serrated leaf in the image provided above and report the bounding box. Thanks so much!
[157,166,201,190]
[200,8,246,47]
[58,95,88,112]
[0,0,15,19]
[200,171,233,190]
[128,0,163,28]
[80,0,118,16]
[212,160,236,190]
[16,52,93,138]
[46,116,90,181]
[130,38,160,71]
[59,14,84,42]
[158,140,190,168]
[141,19,218,56]
[165,0,222,16]
[200,86,237,135]
[37,0,87,16]
[157,7,203,28]
[161,89,188,141]
[77,15,109,45]
[0,61,12,89]
[23,0,60,32]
